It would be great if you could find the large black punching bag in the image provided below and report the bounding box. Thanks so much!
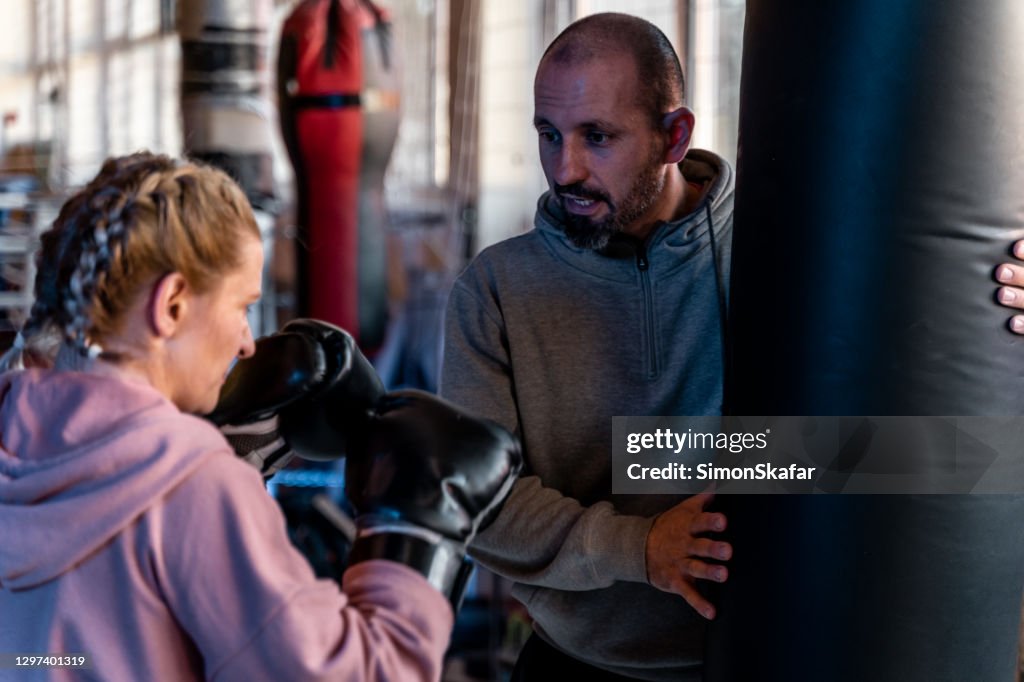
[705,3,1024,681]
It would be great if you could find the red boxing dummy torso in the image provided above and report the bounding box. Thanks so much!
[278,0,400,354]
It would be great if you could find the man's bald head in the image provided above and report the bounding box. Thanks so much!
[540,13,685,128]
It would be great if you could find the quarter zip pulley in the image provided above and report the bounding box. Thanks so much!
[636,242,657,378]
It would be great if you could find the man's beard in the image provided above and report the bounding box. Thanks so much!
[558,158,665,252]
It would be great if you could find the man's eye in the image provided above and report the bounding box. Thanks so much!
[587,131,609,145]
[538,130,560,144]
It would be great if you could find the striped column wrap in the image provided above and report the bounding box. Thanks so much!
[178,0,276,209]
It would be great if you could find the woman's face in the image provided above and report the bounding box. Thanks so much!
[168,235,263,414]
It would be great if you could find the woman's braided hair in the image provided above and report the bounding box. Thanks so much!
[4,151,259,369]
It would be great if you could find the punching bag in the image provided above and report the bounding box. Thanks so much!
[278,0,400,353]
[179,0,276,209]
[706,2,1024,681]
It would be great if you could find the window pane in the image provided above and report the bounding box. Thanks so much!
[157,36,181,154]
[67,55,102,185]
[127,42,157,150]
[104,0,128,40]
[0,2,31,72]
[70,0,100,55]
[130,0,161,39]
[107,49,131,153]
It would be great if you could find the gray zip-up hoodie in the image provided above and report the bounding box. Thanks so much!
[441,149,734,681]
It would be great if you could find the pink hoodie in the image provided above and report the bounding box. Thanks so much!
[0,369,453,681]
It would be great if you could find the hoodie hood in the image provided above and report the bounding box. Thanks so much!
[0,369,228,589]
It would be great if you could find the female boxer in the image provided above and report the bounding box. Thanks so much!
[0,153,453,680]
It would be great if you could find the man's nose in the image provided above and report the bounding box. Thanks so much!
[553,141,587,186]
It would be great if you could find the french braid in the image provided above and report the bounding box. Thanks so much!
[0,151,259,370]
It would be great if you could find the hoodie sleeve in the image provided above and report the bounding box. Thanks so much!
[151,449,453,682]
[441,274,653,590]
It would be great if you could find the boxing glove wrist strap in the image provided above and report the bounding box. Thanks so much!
[349,529,474,606]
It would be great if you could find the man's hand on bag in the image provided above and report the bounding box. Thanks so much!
[645,490,732,620]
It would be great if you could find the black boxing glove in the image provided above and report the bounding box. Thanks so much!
[209,319,385,473]
[345,389,523,604]
[273,319,386,461]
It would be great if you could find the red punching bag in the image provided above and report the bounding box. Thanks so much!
[278,0,399,353]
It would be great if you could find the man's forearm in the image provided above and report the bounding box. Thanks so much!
[468,475,654,591]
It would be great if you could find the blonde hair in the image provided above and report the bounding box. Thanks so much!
[3,152,259,370]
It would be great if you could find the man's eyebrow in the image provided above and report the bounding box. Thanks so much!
[532,116,621,132]
[580,119,620,132]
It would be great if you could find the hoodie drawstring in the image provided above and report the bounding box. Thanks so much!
[706,201,731,414]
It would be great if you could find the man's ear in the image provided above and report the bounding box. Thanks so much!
[147,272,190,338]
[662,107,695,164]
